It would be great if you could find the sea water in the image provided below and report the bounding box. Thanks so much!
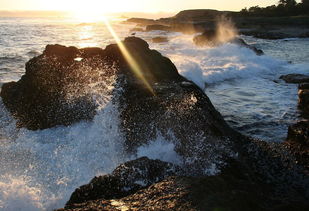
[0,17,308,210]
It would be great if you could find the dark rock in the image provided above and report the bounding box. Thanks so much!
[299,83,309,90]
[0,37,182,130]
[280,74,309,84]
[286,121,309,170]
[59,159,309,211]
[287,121,309,146]
[129,27,144,32]
[193,29,217,46]
[298,83,309,116]
[193,31,264,55]
[146,24,172,32]
[66,157,183,207]
[241,31,288,40]
[125,18,157,26]
[231,38,264,55]
[152,36,169,43]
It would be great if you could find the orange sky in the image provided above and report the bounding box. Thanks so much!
[0,0,293,13]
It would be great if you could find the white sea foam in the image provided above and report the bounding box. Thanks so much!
[0,94,127,210]
[135,134,182,165]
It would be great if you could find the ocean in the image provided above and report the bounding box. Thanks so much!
[0,17,308,210]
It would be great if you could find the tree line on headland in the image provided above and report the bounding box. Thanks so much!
[240,0,309,16]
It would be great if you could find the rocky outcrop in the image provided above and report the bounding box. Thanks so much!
[152,36,169,43]
[231,38,264,55]
[66,157,183,206]
[285,121,309,170]
[193,31,264,55]
[298,83,309,116]
[0,37,183,130]
[145,24,172,32]
[279,75,309,116]
[280,74,309,84]
[58,156,309,211]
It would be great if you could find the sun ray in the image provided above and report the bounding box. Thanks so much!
[102,18,155,95]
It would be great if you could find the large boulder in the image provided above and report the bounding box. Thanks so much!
[58,158,309,211]
[66,157,183,206]
[0,37,182,130]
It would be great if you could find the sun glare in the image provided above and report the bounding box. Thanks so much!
[70,0,108,22]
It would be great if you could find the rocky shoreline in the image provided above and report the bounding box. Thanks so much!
[126,9,309,40]
[1,37,309,210]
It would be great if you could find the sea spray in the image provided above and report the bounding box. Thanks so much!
[215,16,238,43]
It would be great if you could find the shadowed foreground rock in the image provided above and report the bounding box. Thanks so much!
[66,157,183,206]
[58,157,309,211]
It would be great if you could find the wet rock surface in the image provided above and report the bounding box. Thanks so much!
[193,31,264,55]
[58,157,309,211]
[152,36,169,43]
[280,74,309,84]
[298,83,309,117]
[66,157,183,206]
[0,37,182,130]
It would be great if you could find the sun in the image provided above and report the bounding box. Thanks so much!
[70,0,108,22]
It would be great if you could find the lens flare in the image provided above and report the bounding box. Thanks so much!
[103,18,155,95]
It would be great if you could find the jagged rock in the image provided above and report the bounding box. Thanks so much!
[66,157,183,206]
[0,37,183,130]
[286,121,309,170]
[280,74,309,84]
[146,24,172,32]
[231,38,264,55]
[58,159,309,211]
[129,27,144,32]
[193,31,264,55]
[152,36,169,43]
[287,121,309,146]
[298,84,309,116]
[193,29,217,46]
[125,18,157,26]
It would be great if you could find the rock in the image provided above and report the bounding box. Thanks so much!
[125,18,157,26]
[66,157,183,206]
[286,121,309,170]
[145,24,172,32]
[287,121,309,146]
[299,89,309,115]
[193,29,217,46]
[193,31,264,55]
[299,83,309,90]
[240,31,288,40]
[0,37,182,130]
[58,158,309,211]
[129,27,144,32]
[152,36,169,43]
[298,83,309,116]
[280,74,309,84]
[231,38,264,55]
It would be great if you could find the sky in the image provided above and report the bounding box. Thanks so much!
[0,0,291,13]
